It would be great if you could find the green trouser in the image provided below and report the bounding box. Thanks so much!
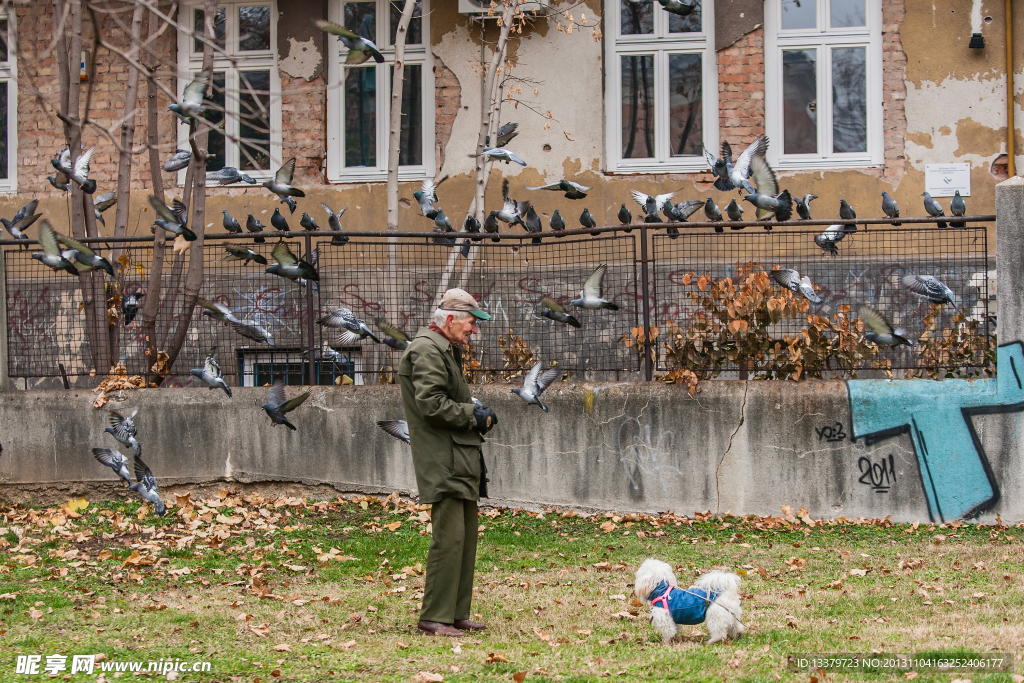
[420,497,478,624]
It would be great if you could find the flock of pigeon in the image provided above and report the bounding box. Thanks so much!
[92,409,167,516]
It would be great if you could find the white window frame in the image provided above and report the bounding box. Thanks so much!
[603,0,717,174]
[325,0,435,184]
[764,0,883,170]
[176,0,283,184]
[0,11,18,193]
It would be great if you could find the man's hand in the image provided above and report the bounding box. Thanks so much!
[473,404,498,434]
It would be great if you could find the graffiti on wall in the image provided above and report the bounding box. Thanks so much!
[847,342,1024,522]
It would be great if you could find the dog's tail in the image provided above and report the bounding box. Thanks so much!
[695,570,741,595]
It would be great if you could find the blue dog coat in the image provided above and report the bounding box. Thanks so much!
[649,581,719,625]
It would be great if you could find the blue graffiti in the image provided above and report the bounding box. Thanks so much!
[848,343,1024,522]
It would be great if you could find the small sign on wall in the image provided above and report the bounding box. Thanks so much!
[924,163,971,197]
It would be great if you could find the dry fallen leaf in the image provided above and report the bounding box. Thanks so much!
[513,672,527,683]
[486,653,510,664]
[273,644,292,652]
[411,673,443,682]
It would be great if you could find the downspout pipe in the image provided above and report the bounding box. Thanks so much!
[1008,0,1016,177]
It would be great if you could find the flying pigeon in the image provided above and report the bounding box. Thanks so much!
[31,222,78,275]
[93,448,134,486]
[538,296,580,328]
[198,298,242,324]
[618,204,632,227]
[795,193,817,220]
[549,209,565,236]
[571,263,619,310]
[230,320,274,345]
[661,199,702,237]
[725,198,744,224]
[511,361,563,412]
[377,420,410,444]
[48,172,70,191]
[770,268,823,304]
[168,78,208,122]
[52,146,97,193]
[657,0,697,17]
[950,190,966,228]
[105,408,140,456]
[525,179,590,200]
[2,200,41,243]
[294,248,320,292]
[881,192,901,226]
[262,380,311,430]
[859,303,914,348]
[743,188,793,225]
[321,203,349,244]
[313,18,385,63]
[492,179,529,227]
[488,122,519,148]
[704,197,723,232]
[263,158,305,207]
[149,195,196,241]
[266,241,318,282]
[814,224,849,256]
[122,292,142,326]
[375,319,411,350]
[129,454,167,516]
[55,234,115,277]
[92,191,117,226]
[223,246,266,266]
[743,153,781,220]
[901,274,958,310]
[413,176,449,219]
[246,214,265,243]
[222,209,241,233]
[922,192,947,228]
[190,354,232,397]
[703,135,768,194]
[579,207,599,236]
[207,167,257,185]
[317,306,381,344]
[474,147,527,166]
[523,206,543,243]
[630,189,675,222]
[271,208,290,233]
[300,212,319,231]
[162,149,191,172]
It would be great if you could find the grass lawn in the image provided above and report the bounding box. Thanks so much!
[1,492,1022,682]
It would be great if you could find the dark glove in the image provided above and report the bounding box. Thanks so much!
[473,404,498,434]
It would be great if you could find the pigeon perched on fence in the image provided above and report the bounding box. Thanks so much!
[704,197,723,232]
[725,198,744,224]
[484,212,500,241]
[414,176,448,219]
[550,209,565,236]
[266,241,318,282]
[263,158,305,210]
[130,454,166,516]
[839,199,858,232]
[525,179,589,200]
[168,78,207,122]
[663,200,703,237]
[262,380,311,430]
[618,204,632,228]
[901,274,958,310]
[523,207,543,244]
[162,149,191,172]
[105,408,140,456]
[314,18,385,63]
[377,420,410,444]
[149,195,196,241]
[122,292,142,326]
[190,354,232,397]
[318,307,381,344]
[474,147,527,166]
[511,361,563,412]
[769,268,823,304]
[704,135,767,194]
[538,296,581,328]
[375,319,411,351]
[271,208,290,233]
[795,193,817,220]
[31,222,78,275]
[950,191,966,228]
[55,234,115,277]
[922,192,947,228]
[859,304,915,348]
[464,214,482,241]
[571,264,619,310]
[93,448,134,486]
[881,192,901,226]
[222,209,242,233]
[300,212,319,231]
[579,207,599,236]
[630,189,674,222]
[321,203,349,244]
[246,214,265,243]
[207,167,257,185]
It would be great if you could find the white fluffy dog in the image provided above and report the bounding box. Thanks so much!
[633,558,744,644]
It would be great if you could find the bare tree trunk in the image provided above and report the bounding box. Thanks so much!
[386,0,417,233]
[141,5,165,382]
[159,0,215,380]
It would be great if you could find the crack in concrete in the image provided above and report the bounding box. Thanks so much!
[715,382,748,514]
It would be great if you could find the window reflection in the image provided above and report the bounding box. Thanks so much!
[781,0,816,30]
[669,54,702,156]
[390,0,422,45]
[831,47,866,153]
[345,2,376,40]
[345,67,376,167]
[396,64,422,166]
[239,6,271,51]
[0,81,8,179]
[0,20,8,62]
[620,0,653,35]
[239,70,271,169]
[668,0,701,33]
[621,55,655,158]
[205,72,227,171]
[194,8,226,53]
[830,0,865,28]
[782,49,817,154]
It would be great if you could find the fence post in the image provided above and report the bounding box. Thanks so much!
[639,225,653,381]
[304,233,316,386]
[0,245,7,390]
[996,176,1024,344]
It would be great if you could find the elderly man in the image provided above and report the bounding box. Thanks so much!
[398,288,499,637]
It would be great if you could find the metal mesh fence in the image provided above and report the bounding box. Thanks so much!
[650,224,992,374]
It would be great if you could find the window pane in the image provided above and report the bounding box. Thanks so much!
[620,0,653,35]
[0,20,8,62]
[194,8,226,53]
[832,47,866,153]
[205,72,226,172]
[668,0,701,34]
[239,6,271,51]
[782,49,817,154]
[345,67,376,167]
[621,55,655,159]
[669,54,702,156]
[345,1,376,40]
[390,0,422,46]
[239,70,271,170]
[831,0,865,27]
[781,0,816,30]
[0,81,7,179]
[394,64,422,166]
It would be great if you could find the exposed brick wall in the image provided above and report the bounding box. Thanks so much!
[433,54,461,177]
[280,75,326,186]
[716,28,765,148]
[881,0,907,180]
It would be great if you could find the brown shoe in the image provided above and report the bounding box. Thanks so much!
[417,620,464,637]
[453,619,486,631]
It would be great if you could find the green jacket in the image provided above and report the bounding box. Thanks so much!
[398,328,485,503]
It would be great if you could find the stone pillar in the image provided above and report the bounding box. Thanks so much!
[0,244,8,390]
[996,176,1024,344]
